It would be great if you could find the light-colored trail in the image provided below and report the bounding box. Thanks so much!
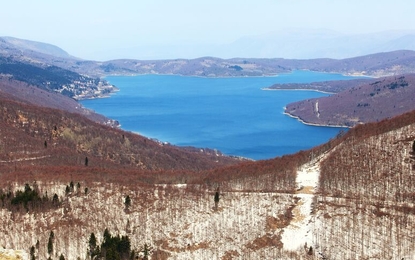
[281,154,326,252]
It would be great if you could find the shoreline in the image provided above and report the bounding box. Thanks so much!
[262,87,335,95]
[283,110,352,129]
[104,72,282,79]
[103,69,376,80]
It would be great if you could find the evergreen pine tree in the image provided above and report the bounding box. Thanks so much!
[214,187,220,210]
[89,232,97,257]
[65,185,70,195]
[30,245,35,260]
[52,193,59,206]
[124,195,131,209]
[47,231,54,255]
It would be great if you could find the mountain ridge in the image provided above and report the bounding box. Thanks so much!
[284,73,415,127]
[87,29,415,60]
[3,36,415,79]
[0,36,75,59]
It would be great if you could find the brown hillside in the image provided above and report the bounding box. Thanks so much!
[320,109,415,201]
[0,76,114,125]
[285,74,415,127]
[313,110,415,259]
[0,94,241,174]
[1,88,415,259]
[308,49,415,76]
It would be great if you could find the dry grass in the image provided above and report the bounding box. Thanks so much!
[245,234,283,251]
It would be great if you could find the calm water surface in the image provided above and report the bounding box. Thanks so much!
[81,71,353,160]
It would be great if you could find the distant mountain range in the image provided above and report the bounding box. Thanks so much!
[1,36,415,129]
[97,29,415,60]
[2,35,415,79]
[0,36,73,58]
[221,29,415,59]
[81,50,415,78]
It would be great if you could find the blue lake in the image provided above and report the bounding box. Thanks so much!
[80,71,354,160]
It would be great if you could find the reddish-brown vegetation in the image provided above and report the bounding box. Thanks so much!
[320,109,415,200]
[285,74,415,127]
[1,85,339,193]
[0,77,112,124]
[312,110,415,259]
[0,93,243,175]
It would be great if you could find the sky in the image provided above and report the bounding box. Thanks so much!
[1,0,415,60]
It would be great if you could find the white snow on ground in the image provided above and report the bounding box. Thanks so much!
[0,247,28,260]
[281,154,324,252]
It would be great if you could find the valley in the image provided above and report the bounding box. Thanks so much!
[1,110,414,259]
[0,37,415,259]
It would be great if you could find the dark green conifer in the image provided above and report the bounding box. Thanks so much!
[47,231,54,255]
[125,195,131,209]
[52,193,59,206]
[30,245,35,260]
[214,187,220,210]
[88,232,97,258]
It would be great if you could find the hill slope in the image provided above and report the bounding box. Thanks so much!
[0,109,414,259]
[314,110,415,259]
[0,94,241,173]
[0,36,73,58]
[285,74,415,127]
[88,50,415,78]
[0,77,115,126]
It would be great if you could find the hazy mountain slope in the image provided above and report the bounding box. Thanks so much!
[4,36,415,79]
[308,49,415,76]
[218,30,415,60]
[102,30,415,60]
[93,50,415,78]
[285,74,415,127]
[0,36,73,58]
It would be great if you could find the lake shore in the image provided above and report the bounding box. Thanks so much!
[81,71,352,159]
[283,109,352,128]
[262,87,335,94]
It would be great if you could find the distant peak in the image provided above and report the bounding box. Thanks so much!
[0,36,73,59]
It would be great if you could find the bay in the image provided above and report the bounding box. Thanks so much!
[80,71,354,160]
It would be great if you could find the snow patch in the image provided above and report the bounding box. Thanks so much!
[281,154,323,252]
[0,247,28,260]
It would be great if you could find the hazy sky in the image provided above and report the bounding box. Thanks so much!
[1,0,414,60]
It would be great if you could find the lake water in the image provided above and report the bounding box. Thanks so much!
[81,71,354,160]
